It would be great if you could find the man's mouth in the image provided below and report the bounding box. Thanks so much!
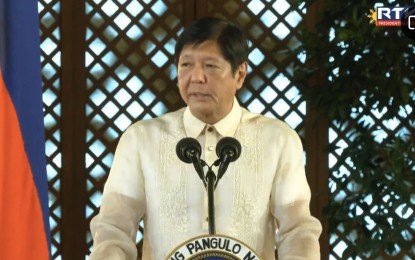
[189,92,211,97]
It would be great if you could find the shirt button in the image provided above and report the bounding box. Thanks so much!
[207,126,214,132]
[208,146,214,151]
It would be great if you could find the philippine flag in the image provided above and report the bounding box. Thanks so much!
[0,0,51,259]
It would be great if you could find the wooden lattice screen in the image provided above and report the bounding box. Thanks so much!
[38,0,413,259]
[39,0,62,257]
[328,107,415,259]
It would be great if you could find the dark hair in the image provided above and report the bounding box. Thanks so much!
[175,17,249,74]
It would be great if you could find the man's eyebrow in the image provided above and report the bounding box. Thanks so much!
[178,54,192,59]
[179,54,222,62]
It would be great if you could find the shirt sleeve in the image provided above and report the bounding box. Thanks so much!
[270,127,322,260]
[89,126,146,259]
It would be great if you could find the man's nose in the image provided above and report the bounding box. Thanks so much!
[190,65,206,83]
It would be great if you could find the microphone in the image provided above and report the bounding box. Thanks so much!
[215,137,241,186]
[176,137,206,187]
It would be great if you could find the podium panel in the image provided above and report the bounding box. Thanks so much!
[166,234,261,260]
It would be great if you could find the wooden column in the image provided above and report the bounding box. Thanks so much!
[304,0,330,258]
[60,0,88,258]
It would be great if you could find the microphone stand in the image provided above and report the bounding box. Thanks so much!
[176,137,241,236]
[205,166,216,234]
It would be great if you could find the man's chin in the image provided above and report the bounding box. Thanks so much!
[187,96,214,106]
[188,104,215,116]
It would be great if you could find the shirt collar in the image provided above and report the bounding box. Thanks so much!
[183,97,242,138]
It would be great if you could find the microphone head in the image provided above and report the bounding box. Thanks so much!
[176,137,202,163]
[216,137,241,162]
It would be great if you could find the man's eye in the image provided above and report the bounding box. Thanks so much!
[206,64,218,68]
[180,63,190,67]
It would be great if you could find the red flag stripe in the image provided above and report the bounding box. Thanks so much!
[0,70,49,259]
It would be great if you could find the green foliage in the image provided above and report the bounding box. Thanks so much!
[325,129,415,258]
[292,0,415,258]
[294,0,415,121]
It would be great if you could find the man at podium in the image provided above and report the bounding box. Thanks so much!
[90,17,322,259]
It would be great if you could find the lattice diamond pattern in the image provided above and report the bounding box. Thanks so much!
[208,0,307,136]
[85,0,184,251]
[329,100,415,258]
[39,0,62,259]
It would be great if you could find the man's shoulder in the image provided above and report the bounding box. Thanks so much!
[149,108,185,123]
[241,108,292,129]
[240,108,301,142]
[126,108,185,131]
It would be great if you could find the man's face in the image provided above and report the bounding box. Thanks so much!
[177,40,247,124]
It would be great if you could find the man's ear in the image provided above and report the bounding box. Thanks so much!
[235,62,248,90]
